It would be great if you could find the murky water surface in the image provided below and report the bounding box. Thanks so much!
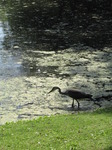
[0,2,112,125]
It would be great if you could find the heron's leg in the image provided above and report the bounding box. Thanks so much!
[72,99,74,108]
[75,99,80,109]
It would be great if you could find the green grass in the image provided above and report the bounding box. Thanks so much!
[0,108,112,150]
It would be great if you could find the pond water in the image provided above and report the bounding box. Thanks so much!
[0,1,112,125]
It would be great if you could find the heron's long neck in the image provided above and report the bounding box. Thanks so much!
[57,88,65,95]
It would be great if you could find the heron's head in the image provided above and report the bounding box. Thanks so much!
[48,86,60,93]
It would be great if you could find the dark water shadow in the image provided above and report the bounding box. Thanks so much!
[48,105,96,112]
[1,1,112,52]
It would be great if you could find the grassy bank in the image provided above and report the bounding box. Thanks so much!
[0,107,112,150]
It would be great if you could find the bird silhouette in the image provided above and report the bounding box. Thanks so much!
[48,86,101,109]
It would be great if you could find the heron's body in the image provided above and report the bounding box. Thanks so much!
[64,88,92,99]
[48,86,100,109]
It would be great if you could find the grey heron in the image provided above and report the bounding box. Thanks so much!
[48,86,101,109]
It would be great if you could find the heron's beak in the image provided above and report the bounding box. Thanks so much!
[48,88,54,94]
[48,89,52,94]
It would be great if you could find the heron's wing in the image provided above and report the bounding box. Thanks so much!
[66,88,92,99]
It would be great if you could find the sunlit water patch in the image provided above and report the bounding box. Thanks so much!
[0,48,112,125]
